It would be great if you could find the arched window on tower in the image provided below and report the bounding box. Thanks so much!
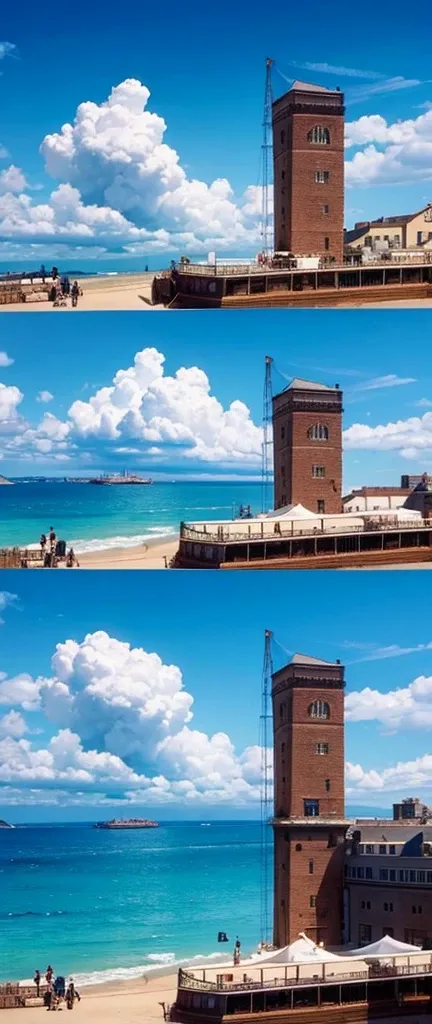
[308,125,330,145]
[307,423,329,441]
[309,700,330,720]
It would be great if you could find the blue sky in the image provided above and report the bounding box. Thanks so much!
[1,571,432,821]
[1,0,432,266]
[1,309,432,488]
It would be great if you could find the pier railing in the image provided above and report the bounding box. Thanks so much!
[179,519,431,544]
[178,960,432,993]
[174,257,432,276]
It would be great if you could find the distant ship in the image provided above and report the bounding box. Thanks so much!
[89,471,152,486]
[94,818,160,829]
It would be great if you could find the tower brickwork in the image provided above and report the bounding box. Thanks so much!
[272,654,349,947]
[272,378,343,514]
[272,81,345,263]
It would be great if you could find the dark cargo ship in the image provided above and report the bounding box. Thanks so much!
[94,818,159,829]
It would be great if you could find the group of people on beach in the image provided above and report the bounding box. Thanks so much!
[39,528,79,569]
[34,966,81,1011]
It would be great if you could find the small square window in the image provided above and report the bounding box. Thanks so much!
[310,895,317,908]
[304,799,319,817]
[315,170,329,184]
[366,845,374,855]
[322,204,329,215]
[324,236,330,250]
[312,465,325,479]
[389,845,396,855]
[317,500,325,514]
[379,845,387,855]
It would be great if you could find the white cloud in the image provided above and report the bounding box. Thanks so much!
[0,79,262,254]
[0,382,23,421]
[345,108,432,186]
[355,374,416,392]
[0,165,27,194]
[0,42,16,62]
[0,710,27,738]
[286,61,383,80]
[0,346,261,468]
[346,755,432,795]
[0,352,14,367]
[36,390,54,404]
[0,630,269,806]
[0,591,17,624]
[346,672,432,729]
[344,411,432,457]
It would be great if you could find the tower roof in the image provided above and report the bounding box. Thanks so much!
[290,80,338,94]
[290,653,340,667]
[287,377,337,391]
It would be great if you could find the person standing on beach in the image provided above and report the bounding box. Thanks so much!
[34,970,41,996]
[46,965,54,985]
[40,534,47,554]
[66,980,80,1010]
[71,281,79,308]
[49,527,56,554]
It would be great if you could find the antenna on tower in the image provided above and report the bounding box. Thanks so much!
[262,355,273,514]
[260,628,273,948]
[261,58,275,259]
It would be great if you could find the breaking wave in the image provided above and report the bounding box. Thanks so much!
[70,528,177,554]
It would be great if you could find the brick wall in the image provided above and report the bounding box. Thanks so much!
[272,387,343,514]
[273,90,344,263]
[272,659,346,946]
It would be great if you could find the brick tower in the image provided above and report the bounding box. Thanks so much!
[272,81,345,262]
[272,378,343,514]
[272,653,350,948]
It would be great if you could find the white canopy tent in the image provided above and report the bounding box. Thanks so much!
[345,934,420,957]
[262,504,320,522]
[257,935,346,964]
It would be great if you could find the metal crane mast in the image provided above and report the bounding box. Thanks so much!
[261,58,274,258]
[262,355,273,513]
[260,628,273,948]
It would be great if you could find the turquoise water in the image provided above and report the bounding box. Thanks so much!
[0,481,262,553]
[0,821,265,984]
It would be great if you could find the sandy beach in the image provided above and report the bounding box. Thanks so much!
[1,975,178,1024]
[78,538,179,569]
[0,274,165,312]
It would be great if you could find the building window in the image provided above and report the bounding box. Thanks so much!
[410,870,416,883]
[379,845,387,855]
[365,235,373,246]
[427,872,432,884]
[304,799,320,817]
[281,169,285,180]
[315,170,330,184]
[324,237,330,251]
[389,870,396,882]
[310,895,317,908]
[366,867,373,880]
[359,924,372,945]
[281,130,285,145]
[357,866,364,879]
[365,845,374,855]
[417,871,426,883]
[309,861,314,874]
[295,843,302,852]
[312,464,326,478]
[325,778,330,791]
[317,500,325,514]
[309,700,330,720]
[322,204,329,215]
[358,845,364,854]
[281,426,285,439]
[308,126,330,145]
[379,869,389,881]
[316,742,329,755]
[389,845,396,855]
[280,703,286,722]
[307,423,329,441]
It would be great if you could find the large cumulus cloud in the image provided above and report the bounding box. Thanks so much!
[0,79,262,254]
[0,630,268,807]
[0,346,262,467]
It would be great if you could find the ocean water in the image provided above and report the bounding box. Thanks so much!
[0,821,265,984]
[0,481,262,553]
